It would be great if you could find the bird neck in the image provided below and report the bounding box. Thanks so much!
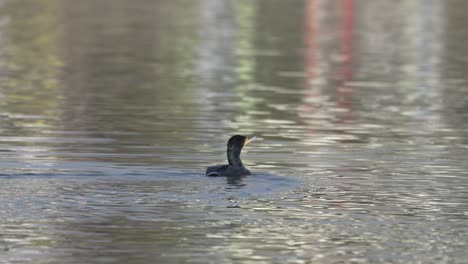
[227,145,243,167]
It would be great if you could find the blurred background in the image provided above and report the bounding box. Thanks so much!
[0,0,467,263]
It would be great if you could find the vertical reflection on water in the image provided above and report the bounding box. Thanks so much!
[353,0,446,140]
[61,1,197,133]
[399,0,444,114]
[195,0,258,136]
[301,0,356,146]
[195,0,236,135]
[0,0,62,118]
[443,0,468,135]
[337,0,354,123]
[232,0,257,123]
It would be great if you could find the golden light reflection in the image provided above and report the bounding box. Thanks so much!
[234,0,256,84]
[0,0,63,117]
[234,0,257,120]
[223,0,257,131]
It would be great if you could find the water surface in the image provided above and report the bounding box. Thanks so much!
[1,0,468,263]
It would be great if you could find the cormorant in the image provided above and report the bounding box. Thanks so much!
[206,135,255,177]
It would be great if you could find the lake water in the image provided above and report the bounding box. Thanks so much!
[1,1,468,263]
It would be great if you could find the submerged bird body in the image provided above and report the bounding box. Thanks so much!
[205,135,253,177]
[205,164,250,177]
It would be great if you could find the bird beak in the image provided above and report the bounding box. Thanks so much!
[245,136,256,145]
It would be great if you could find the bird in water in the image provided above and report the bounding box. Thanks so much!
[206,135,256,177]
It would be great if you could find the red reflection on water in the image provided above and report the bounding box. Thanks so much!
[338,0,354,122]
[302,0,318,134]
[303,0,355,126]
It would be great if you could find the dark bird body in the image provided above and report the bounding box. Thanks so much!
[206,135,254,177]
